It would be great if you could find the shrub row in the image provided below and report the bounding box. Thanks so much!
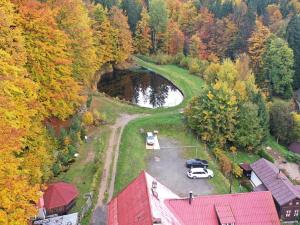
[213,148,243,178]
[138,53,209,76]
[258,149,275,163]
[284,151,300,163]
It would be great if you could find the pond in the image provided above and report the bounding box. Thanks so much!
[97,68,184,108]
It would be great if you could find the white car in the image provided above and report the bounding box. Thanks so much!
[187,167,214,179]
[146,132,155,145]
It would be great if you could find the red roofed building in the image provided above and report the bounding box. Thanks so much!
[43,182,79,215]
[107,171,281,225]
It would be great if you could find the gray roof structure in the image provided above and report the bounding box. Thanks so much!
[250,158,300,206]
[33,213,78,225]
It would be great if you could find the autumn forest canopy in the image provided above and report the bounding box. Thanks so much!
[1,0,300,223]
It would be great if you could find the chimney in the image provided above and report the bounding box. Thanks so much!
[277,169,281,179]
[189,191,193,205]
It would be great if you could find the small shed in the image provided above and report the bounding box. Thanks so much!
[288,142,300,155]
[43,182,79,216]
[239,163,252,178]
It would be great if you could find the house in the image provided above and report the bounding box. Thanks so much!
[107,171,281,225]
[250,158,300,222]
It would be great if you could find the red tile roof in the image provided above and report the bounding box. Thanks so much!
[165,192,280,225]
[214,204,235,224]
[107,171,281,225]
[43,182,79,209]
[107,171,152,225]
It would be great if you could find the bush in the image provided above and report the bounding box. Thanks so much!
[179,56,190,68]
[68,145,77,157]
[82,111,94,126]
[258,149,275,162]
[52,162,61,176]
[188,58,201,75]
[284,151,300,163]
[86,94,93,108]
[136,54,157,64]
[232,163,243,178]
[172,53,185,65]
[213,148,232,176]
[70,116,81,132]
[154,53,173,65]
[240,178,253,191]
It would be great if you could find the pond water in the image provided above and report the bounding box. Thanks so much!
[97,68,184,108]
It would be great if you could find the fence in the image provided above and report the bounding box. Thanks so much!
[78,192,93,222]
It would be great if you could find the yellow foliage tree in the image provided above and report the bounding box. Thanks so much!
[16,0,83,120]
[109,6,133,63]
[82,111,94,126]
[91,4,116,67]
[51,0,98,85]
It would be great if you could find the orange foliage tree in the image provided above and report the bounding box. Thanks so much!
[109,6,133,63]
[164,20,184,55]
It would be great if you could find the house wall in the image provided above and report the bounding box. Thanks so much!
[280,198,300,222]
[250,172,262,187]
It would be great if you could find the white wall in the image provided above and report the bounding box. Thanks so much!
[250,171,262,187]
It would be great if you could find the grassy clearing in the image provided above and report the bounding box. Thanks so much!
[114,112,233,195]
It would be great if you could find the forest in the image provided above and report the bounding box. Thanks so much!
[1,0,300,223]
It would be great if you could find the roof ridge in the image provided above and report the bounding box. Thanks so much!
[143,171,154,223]
[108,170,148,204]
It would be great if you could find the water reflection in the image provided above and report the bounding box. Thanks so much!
[97,69,184,108]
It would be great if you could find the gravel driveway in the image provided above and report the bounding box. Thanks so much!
[147,137,214,197]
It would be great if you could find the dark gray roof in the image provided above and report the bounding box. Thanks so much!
[253,184,268,192]
[250,158,300,206]
[289,142,300,154]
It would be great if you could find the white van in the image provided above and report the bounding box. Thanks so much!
[187,167,214,179]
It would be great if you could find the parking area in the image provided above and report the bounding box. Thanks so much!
[147,137,214,197]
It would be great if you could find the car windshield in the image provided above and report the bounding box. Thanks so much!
[148,136,154,140]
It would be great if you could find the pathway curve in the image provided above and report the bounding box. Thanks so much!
[91,113,141,225]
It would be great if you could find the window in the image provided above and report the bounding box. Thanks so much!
[289,202,293,206]
[296,202,299,205]
[294,210,299,217]
[286,210,291,217]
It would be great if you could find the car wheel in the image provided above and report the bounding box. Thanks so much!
[208,175,212,179]
[193,176,196,179]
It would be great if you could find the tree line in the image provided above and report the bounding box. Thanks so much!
[0,0,133,223]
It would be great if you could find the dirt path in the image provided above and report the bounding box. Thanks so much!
[91,114,140,225]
